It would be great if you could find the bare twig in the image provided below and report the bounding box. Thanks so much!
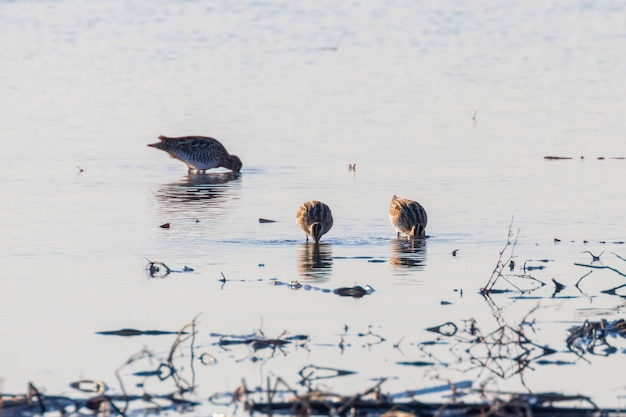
[482,218,520,294]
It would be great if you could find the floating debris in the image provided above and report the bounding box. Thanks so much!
[258,218,276,223]
[144,259,195,278]
[69,379,107,393]
[567,319,626,356]
[96,329,184,337]
[425,322,458,336]
[212,329,309,352]
[545,155,624,161]
[145,259,171,278]
[288,280,303,289]
[298,364,356,387]
[159,222,170,228]
[199,352,217,365]
[244,378,487,416]
[356,326,386,347]
[268,279,374,296]
[582,250,603,262]
[333,285,375,298]
[396,360,435,367]
[251,337,290,351]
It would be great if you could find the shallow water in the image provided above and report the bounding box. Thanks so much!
[1,0,626,414]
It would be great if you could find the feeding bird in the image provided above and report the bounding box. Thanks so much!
[148,135,242,173]
[389,195,428,238]
[296,201,333,243]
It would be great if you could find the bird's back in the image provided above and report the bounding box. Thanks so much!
[148,135,241,172]
[389,195,427,237]
[296,201,333,242]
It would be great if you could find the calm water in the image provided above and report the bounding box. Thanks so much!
[1,0,626,414]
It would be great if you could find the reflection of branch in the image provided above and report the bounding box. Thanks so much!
[298,365,356,389]
[575,261,626,295]
[163,315,201,394]
[115,348,158,411]
[429,304,556,391]
[426,322,458,336]
[613,252,626,263]
[575,271,593,289]
[356,325,386,348]
[574,262,626,278]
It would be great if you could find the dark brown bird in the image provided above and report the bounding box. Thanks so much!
[389,195,428,238]
[148,135,242,173]
[296,201,333,243]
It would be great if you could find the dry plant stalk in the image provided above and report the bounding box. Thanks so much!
[482,218,521,294]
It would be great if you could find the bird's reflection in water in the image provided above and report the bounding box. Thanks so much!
[297,243,333,283]
[153,172,241,220]
[390,238,428,271]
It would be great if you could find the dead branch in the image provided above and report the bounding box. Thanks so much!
[482,218,520,294]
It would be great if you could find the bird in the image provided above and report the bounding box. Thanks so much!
[147,135,242,173]
[389,195,428,238]
[296,201,333,243]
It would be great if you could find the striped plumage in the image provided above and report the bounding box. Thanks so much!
[296,201,333,243]
[389,195,428,238]
[148,135,242,173]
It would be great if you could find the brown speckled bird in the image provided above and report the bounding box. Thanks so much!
[296,201,333,243]
[389,195,428,238]
[148,135,242,173]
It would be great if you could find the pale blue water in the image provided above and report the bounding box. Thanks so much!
[1,0,626,415]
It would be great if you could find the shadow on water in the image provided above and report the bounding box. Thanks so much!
[297,242,333,282]
[153,172,241,215]
[389,237,427,272]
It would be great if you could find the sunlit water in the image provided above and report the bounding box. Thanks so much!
[1,0,626,414]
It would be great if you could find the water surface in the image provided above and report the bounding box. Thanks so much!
[1,0,626,414]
